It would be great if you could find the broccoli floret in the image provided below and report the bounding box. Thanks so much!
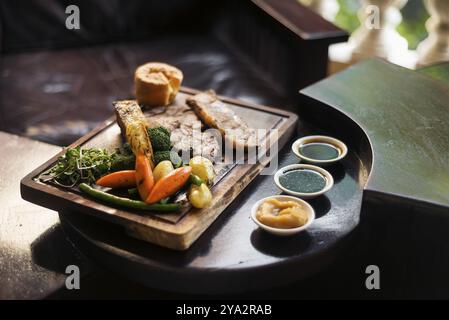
[147,127,171,151]
[154,151,182,168]
[110,143,135,171]
[110,153,135,172]
[122,142,133,155]
[156,126,170,137]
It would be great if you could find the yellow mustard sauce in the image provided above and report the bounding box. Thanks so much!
[256,198,308,229]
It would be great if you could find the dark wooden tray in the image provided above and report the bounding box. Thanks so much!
[21,88,298,250]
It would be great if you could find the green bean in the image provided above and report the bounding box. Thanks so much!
[79,183,181,212]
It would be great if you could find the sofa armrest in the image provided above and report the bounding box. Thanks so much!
[216,0,348,102]
[253,0,347,42]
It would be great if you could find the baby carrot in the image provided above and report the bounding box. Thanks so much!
[96,170,136,189]
[135,154,154,201]
[146,166,192,204]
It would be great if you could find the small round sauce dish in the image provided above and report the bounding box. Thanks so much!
[292,135,347,165]
[274,164,333,199]
[250,195,315,236]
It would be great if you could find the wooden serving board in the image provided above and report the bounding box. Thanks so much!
[21,88,297,250]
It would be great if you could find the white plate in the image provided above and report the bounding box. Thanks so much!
[274,164,334,199]
[250,195,315,236]
[292,135,347,165]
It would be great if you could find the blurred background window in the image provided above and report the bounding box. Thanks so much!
[334,0,429,50]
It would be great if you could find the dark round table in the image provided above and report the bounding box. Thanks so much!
[60,131,368,294]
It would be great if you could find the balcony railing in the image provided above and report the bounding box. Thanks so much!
[300,0,449,73]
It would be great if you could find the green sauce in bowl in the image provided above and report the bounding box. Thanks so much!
[298,142,340,161]
[278,169,327,193]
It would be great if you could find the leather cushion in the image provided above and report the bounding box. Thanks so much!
[0,0,211,52]
[0,36,287,145]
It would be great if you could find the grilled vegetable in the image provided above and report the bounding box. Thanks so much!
[114,100,155,169]
[188,183,212,209]
[153,151,182,168]
[79,183,181,212]
[188,156,215,185]
[146,166,192,204]
[153,160,174,182]
[147,126,171,151]
[135,154,155,201]
[96,170,136,189]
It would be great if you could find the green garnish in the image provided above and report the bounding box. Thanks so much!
[40,146,117,187]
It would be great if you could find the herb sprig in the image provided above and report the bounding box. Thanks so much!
[40,146,116,187]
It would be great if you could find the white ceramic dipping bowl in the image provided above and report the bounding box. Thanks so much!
[292,135,347,165]
[274,164,334,199]
[250,195,315,236]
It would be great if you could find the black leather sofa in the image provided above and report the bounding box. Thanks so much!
[0,0,346,145]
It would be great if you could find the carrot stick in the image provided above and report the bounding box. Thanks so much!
[135,154,154,201]
[96,170,136,189]
[146,166,192,204]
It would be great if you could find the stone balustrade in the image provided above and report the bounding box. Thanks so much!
[417,0,449,66]
[300,0,449,71]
